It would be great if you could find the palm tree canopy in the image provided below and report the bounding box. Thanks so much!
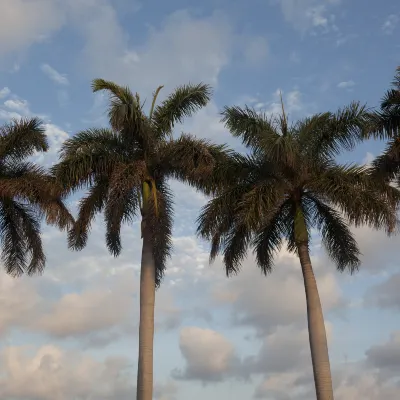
[0,118,73,276]
[197,103,400,276]
[366,66,400,181]
[53,79,233,286]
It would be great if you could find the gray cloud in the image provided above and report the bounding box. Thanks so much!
[212,250,344,335]
[172,326,243,383]
[365,273,400,310]
[0,345,135,400]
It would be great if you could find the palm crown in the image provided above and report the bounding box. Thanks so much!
[53,79,231,285]
[0,118,73,276]
[197,102,399,275]
[369,66,400,181]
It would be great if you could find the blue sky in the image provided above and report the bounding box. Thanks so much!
[0,0,400,399]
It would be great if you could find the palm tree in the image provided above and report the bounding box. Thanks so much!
[197,101,399,400]
[53,79,231,400]
[368,66,400,180]
[0,117,73,276]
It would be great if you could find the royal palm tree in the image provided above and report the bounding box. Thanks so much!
[368,66,400,180]
[0,117,73,276]
[197,102,399,400]
[53,79,231,400]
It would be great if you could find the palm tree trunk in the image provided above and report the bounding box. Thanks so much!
[136,225,156,400]
[297,242,334,400]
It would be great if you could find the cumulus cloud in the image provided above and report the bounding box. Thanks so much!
[212,250,343,335]
[172,327,242,382]
[0,345,134,400]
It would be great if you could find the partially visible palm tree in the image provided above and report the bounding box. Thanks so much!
[0,118,73,276]
[53,79,232,400]
[197,102,399,400]
[368,66,400,180]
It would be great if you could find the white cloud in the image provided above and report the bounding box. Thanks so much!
[382,14,399,35]
[275,0,340,33]
[41,63,69,85]
[4,98,31,115]
[0,87,11,98]
[75,8,232,93]
[172,327,241,382]
[0,345,134,400]
[212,250,343,335]
[337,80,355,89]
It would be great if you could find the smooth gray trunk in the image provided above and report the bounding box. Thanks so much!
[136,228,156,400]
[297,243,334,400]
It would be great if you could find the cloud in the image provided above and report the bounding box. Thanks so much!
[172,327,242,382]
[75,8,232,93]
[41,63,70,85]
[212,250,343,335]
[0,87,10,98]
[382,14,399,35]
[0,345,134,400]
[337,80,355,89]
[274,0,340,33]
[33,268,135,339]
[366,273,400,310]
[242,36,269,65]
[365,331,400,372]
[0,0,64,57]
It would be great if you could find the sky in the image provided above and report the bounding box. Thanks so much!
[0,0,399,399]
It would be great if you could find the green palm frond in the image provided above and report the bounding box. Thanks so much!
[152,83,212,138]
[308,163,399,232]
[68,177,110,250]
[0,199,45,276]
[92,78,147,136]
[305,194,360,272]
[53,128,126,192]
[221,105,279,153]
[103,162,145,256]
[158,134,235,194]
[147,179,173,287]
[252,199,293,274]
[299,102,368,160]
[372,138,400,180]
[0,118,47,161]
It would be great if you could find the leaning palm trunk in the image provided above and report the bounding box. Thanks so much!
[297,243,334,400]
[136,225,156,400]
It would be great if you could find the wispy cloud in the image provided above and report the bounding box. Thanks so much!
[337,80,355,90]
[40,63,69,85]
[382,14,399,35]
[0,87,10,98]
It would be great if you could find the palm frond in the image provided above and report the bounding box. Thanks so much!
[299,102,368,160]
[0,199,45,276]
[147,179,173,287]
[0,118,47,161]
[68,177,110,250]
[308,163,399,233]
[159,134,236,194]
[305,194,360,272]
[221,105,279,150]
[252,199,293,274]
[152,83,212,138]
[103,162,145,256]
[54,128,126,192]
